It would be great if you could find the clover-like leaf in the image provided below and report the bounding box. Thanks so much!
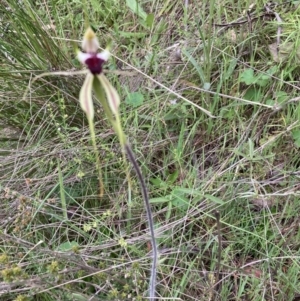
[125,92,144,108]
[240,68,255,85]
[56,241,79,252]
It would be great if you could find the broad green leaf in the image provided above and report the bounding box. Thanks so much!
[266,99,275,106]
[244,87,262,102]
[255,74,271,87]
[276,91,288,104]
[240,69,255,85]
[146,13,155,27]
[125,92,144,107]
[149,177,168,189]
[56,241,79,252]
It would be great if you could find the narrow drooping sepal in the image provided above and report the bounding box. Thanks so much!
[79,73,94,121]
[97,73,120,114]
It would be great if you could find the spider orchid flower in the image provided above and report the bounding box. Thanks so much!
[77,27,120,121]
[77,29,157,298]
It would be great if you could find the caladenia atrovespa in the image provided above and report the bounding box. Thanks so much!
[23,27,158,299]
[77,28,158,299]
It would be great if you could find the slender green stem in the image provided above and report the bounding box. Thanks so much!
[124,143,157,299]
[57,159,68,220]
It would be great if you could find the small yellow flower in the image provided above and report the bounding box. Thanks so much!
[0,253,9,264]
[119,237,127,248]
[83,223,92,232]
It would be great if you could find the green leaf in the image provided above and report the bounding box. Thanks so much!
[149,196,172,203]
[292,129,300,140]
[69,293,89,301]
[204,194,225,205]
[275,91,288,104]
[126,0,147,20]
[166,170,179,184]
[266,99,275,106]
[244,87,262,102]
[146,13,155,27]
[292,129,300,147]
[125,92,144,107]
[294,139,300,148]
[149,177,168,189]
[240,69,255,85]
[203,82,211,90]
[171,190,189,210]
[255,74,270,87]
[56,241,79,252]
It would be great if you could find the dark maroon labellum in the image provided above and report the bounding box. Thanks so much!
[85,54,106,75]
